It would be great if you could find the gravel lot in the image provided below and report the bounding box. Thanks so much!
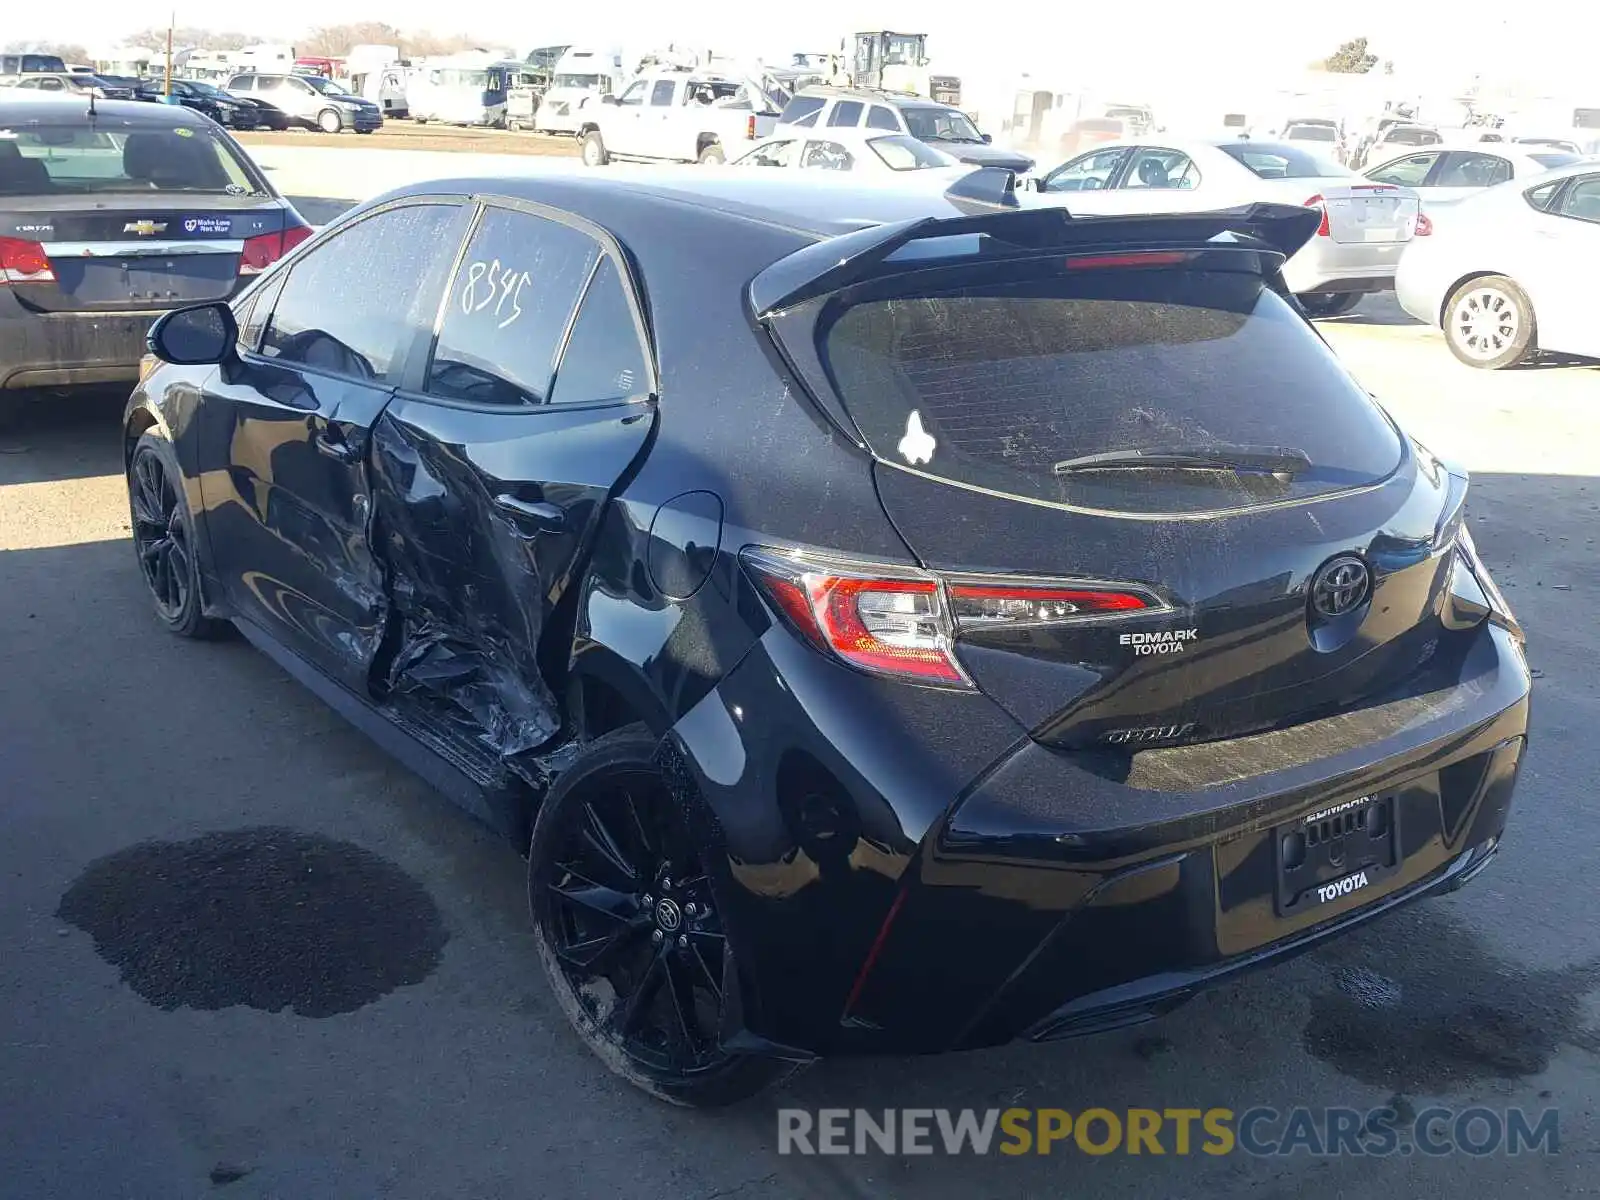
[1,160,1597,1194]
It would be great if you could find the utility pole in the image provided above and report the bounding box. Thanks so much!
[164,11,174,98]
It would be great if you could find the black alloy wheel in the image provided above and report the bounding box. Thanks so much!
[128,434,227,638]
[527,726,795,1106]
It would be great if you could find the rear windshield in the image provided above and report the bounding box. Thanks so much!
[1286,124,1337,141]
[868,134,950,170]
[818,263,1403,514]
[0,124,261,195]
[1531,151,1579,169]
[1219,142,1349,179]
[1385,127,1441,146]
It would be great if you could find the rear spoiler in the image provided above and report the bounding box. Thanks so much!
[748,198,1322,317]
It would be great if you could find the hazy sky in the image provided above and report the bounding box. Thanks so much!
[16,0,1592,93]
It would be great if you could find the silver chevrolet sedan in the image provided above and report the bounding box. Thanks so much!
[1022,138,1421,317]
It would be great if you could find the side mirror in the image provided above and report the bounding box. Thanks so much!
[981,132,993,144]
[601,94,619,105]
[147,301,237,366]
[1026,176,1043,191]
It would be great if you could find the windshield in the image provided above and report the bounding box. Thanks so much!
[303,75,353,96]
[552,72,603,89]
[883,35,924,64]
[1220,142,1350,179]
[4,123,263,195]
[903,107,982,143]
[1285,124,1337,141]
[868,135,953,170]
[818,262,1401,514]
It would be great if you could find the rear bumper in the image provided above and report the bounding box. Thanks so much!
[1283,239,1407,294]
[673,620,1530,1058]
[0,305,163,389]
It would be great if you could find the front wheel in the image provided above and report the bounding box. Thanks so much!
[580,130,610,166]
[128,433,229,639]
[527,725,797,1106]
[317,108,342,134]
[1298,292,1363,318]
[1445,275,1536,369]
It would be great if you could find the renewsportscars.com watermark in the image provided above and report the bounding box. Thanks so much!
[778,1106,1560,1158]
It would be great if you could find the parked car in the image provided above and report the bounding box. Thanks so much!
[1513,136,1583,155]
[0,52,67,77]
[1281,118,1346,161]
[1351,122,1441,169]
[125,169,1528,1105]
[3,71,135,100]
[96,74,163,102]
[1364,145,1579,203]
[579,69,781,165]
[1395,161,1600,367]
[225,72,382,133]
[776,87,1034,175]
[729,126,964,177]
[0,95,310,392]
[228,93,293,131]
[1025,138,1420,316]
[150,78,260,129]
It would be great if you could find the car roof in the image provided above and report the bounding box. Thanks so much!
[793,86,952,113]
[0,94,215,127]
[755,125,922,147]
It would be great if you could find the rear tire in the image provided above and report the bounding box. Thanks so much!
[317,108,342,134]
[1444,275,1536,370]
[697,143,726,165]
[581,130,609,167]
[1298,292,1363,318]
[527,724,798,1107]
[127,433,230,640]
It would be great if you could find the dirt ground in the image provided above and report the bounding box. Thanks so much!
[234,121,580,157]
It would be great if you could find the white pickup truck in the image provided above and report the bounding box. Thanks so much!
[577,70,783,166]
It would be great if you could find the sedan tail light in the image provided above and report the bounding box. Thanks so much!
[1414,211,1434,237]
[0,236,55,285]
[741,548,1162,688]
[238,223,314,275]
[1301,195,1332,237]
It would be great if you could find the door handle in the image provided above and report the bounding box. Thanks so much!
[313,427,361,463]
[492,493,565,529]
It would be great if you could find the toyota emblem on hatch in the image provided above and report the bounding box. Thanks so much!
[1310,556,1371,618]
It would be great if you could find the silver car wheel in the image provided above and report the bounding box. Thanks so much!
[1451,286,1520,361]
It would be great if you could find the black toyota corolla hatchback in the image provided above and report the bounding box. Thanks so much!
[125,168,1531,1105]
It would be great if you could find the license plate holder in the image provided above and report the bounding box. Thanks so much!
[1274,793,1399,916]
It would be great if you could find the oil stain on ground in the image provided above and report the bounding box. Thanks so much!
[58,827,447,1017]
[1301,904,1600,1092]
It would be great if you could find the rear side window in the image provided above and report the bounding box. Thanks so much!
[426,207,599,406]
[866,105,900,131]
[827,100,864,127]
[262,203,458,383]
[817,264,1403,514]
[548,258,650,405]
[1220,142,1348,179]
[780,95,824,127]
[1524,181,1561,212]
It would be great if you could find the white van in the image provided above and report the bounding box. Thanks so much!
[535,47,625,136]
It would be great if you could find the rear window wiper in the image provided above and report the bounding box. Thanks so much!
[1053,444,1312,478]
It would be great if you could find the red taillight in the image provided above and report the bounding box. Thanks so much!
[1302,195,1332,237]
[1414,212,1433,237]
[746,114,757,140]
[238,223,314,275]
[0,235,55,284]
[742,548,1161,687]
[1064,250,1197,270]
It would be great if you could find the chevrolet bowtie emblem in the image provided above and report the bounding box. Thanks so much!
[124,220,167,235]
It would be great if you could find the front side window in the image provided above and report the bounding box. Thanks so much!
[800,140,854,171]
[427,207,600,406]
[1042,147,1129,192]
[1367,152,1441,187]
[616,80,646,107]
[902,107,982,143]
[735,139,797,168]
[261,203,459,384]
[866,105,900,131]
